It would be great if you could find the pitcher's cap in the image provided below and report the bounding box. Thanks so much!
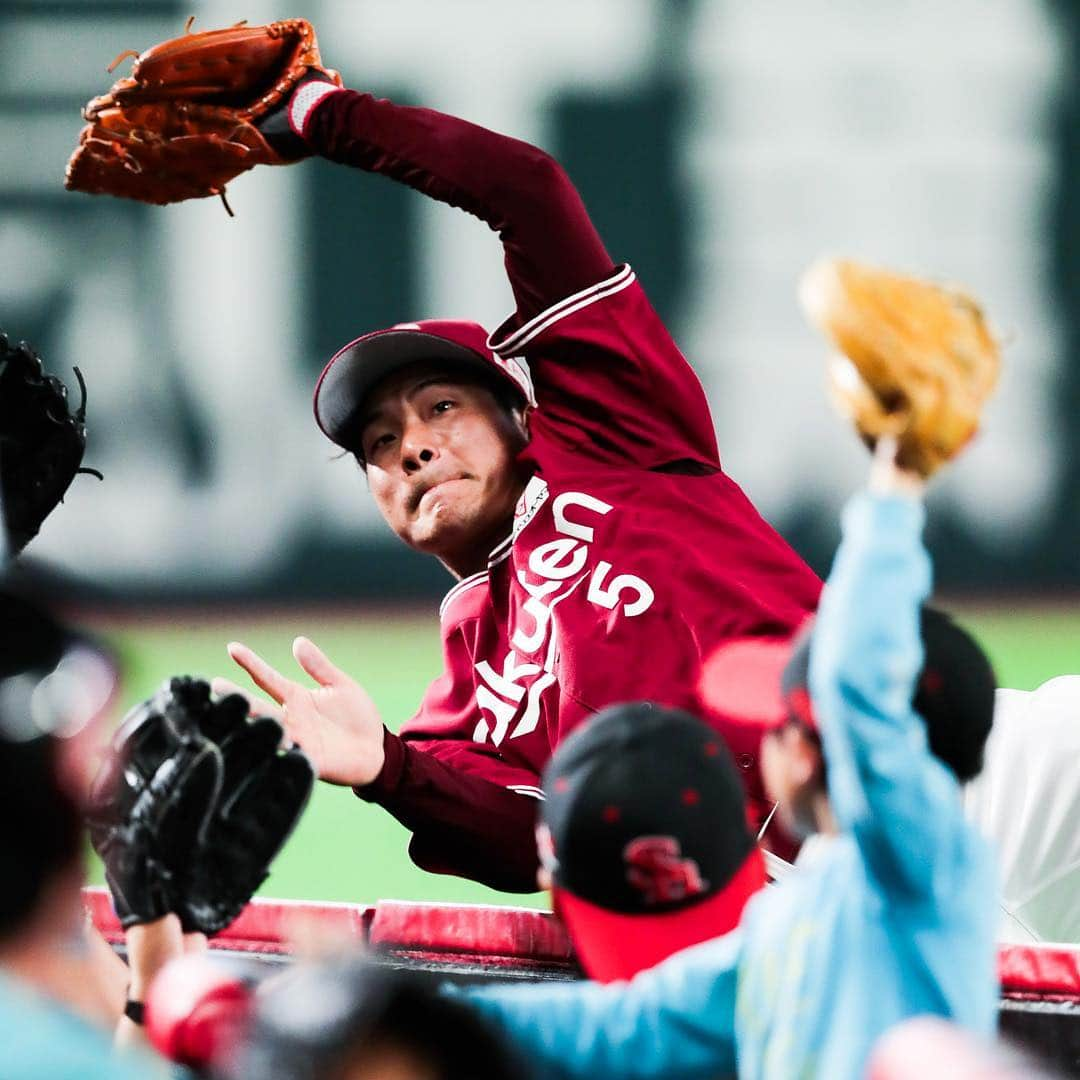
[313,320,535,451]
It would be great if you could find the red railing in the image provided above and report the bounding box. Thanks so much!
[82,887,1079,997]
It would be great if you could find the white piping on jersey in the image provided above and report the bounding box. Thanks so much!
[488,545,512,570]
[488,263,636,356]
[439,570,488,620]
[507,784,546,800]
[488,533,514,566]
[437,530,514,621]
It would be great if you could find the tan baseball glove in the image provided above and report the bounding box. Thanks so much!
[65,18,341,212]
[798,258,1001,477]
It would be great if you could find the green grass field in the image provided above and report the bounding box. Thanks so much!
[80,603,1080,909]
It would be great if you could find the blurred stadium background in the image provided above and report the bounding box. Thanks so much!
[4,0,1080,904]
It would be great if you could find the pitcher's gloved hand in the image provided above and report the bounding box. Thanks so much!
[65,18,342,209]
[254,68,341,161]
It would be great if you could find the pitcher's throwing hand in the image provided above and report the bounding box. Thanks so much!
[225,638,385,787]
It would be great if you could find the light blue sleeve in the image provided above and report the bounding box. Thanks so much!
[449,931,741,1080]
[810,491,970,899]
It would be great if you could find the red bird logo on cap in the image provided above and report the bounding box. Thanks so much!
[624,836,708,905]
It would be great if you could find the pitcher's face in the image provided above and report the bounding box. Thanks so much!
[360,367,528,576]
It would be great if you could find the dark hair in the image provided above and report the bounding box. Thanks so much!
[240,959,524,1080]
[781,606,996,783]
[0,588,87,937]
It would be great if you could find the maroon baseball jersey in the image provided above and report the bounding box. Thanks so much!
[401,263,820,833]
[306,90,820,889]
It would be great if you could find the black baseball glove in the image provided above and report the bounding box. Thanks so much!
[0,331,100,556]
[89,677,315,935]
[87,689,224,928]
[167,677,316,935]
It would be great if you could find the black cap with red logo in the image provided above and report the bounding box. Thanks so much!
[538,701,765,983]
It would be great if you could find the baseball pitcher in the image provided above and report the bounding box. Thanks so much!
[67,20,822,891]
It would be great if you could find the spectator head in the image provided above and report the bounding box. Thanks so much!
[0,583,118,939]
[237,958,522,1080]
[538,701,765,982]
[700,607,997,839]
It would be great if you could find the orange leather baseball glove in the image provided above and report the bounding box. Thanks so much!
[798,258,1001,478]
[65,18,341,211]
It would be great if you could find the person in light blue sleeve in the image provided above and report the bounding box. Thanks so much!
[452,327,1003,1077]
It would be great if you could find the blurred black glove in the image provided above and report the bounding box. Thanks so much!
[88,677,314,936]
[172,677,315,935]
[87,687,223,928]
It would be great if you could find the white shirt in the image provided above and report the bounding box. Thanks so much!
[964,678,1080,944]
